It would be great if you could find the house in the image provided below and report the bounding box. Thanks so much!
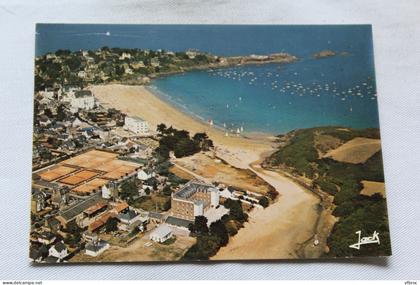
[51,187,69,208]
[70,90,95,112]
[30,245,48,263]
[137,168,155,181]
[124,66,133,74]
[82,232,98,243]
[77,70,87,78]
[39,87,55,100]
[150,224,173,243]
[101,184,116,199]
[31,188,47,213]
[219,187,235,200]
[48,241,68,260]
[85,240,110,257]
[117,208,149,232]
[39,115,51,127]
[119,52,131,60]
[150,57,160,67]
[186,49,198,59]
[56,193,102,226]
[131,61,145,69]
[37,231,56,245]
[148,211,164,224]
[124,116,149,135]
[45,217,61,233]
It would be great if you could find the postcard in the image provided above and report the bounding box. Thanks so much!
[30,24,391,263]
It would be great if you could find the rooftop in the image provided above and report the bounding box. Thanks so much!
[74,90,93,98]
[126,116,145,122]
[174,180,217,200]
[83,201,107,216]
[151,224,172,238]
[149,211,163,220]
[52,241,67,252]
[118,209,138,221]
[59,193,102,222]
[85,240,109,252]
[165,216,193,228]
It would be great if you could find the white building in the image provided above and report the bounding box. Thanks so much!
[48,241,68,260]
[119,52,132,60]
[101,184,111,199]
[85,240,110,257]
[150,224,173,243]
[117,209,149,232]
[137,169,155,181]
[77,70,87,78]
[124,116,149,135]
[39,88,55,100]
[70,90,95,112]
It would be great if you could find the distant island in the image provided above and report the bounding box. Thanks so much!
[313,49,337,59]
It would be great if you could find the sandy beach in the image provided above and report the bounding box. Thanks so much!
[90,84,273,168]
[91,84,322,259]
[212,164,320,260]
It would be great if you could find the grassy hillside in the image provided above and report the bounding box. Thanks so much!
[264,127,391,257]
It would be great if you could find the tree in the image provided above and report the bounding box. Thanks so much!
[192,132,213,151]
[56,104,67,121]
[44,108,53,118]
[210,220,229,246]
[224,199,248,223]
[162,199,171,211]
[156,123,167,135]
[162,185,172,196]
[105,217,118,233]
[65,220,82,246]
[182,235,220,260]
[120,181,138,201]
[258,196,269,208]
[189,216,209,235]
[66,220,82,236]
[55,49,71,56]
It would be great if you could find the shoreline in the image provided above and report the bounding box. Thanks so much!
[90,84,276,168]
[145,84,279,139]
[91,84,324,259]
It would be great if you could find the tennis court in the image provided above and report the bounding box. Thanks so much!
[38,165,78,182]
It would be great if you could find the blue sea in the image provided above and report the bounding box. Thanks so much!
[36,24,379,134]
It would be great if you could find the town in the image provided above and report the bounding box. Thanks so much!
[30,48,275,262]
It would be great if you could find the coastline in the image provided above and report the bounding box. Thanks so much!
[91,84,324,259]
[90,84,275,168]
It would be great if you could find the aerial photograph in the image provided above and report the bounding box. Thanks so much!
[30,24,391,263]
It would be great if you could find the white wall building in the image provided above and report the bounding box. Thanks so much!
[150,224,173,243]
[137,169,155,181]
[70,90,95,112]
[124,116,149,135]
[48,241,68,260]
[85,240,110,257]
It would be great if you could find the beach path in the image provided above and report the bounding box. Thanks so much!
[212,164,320,260]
